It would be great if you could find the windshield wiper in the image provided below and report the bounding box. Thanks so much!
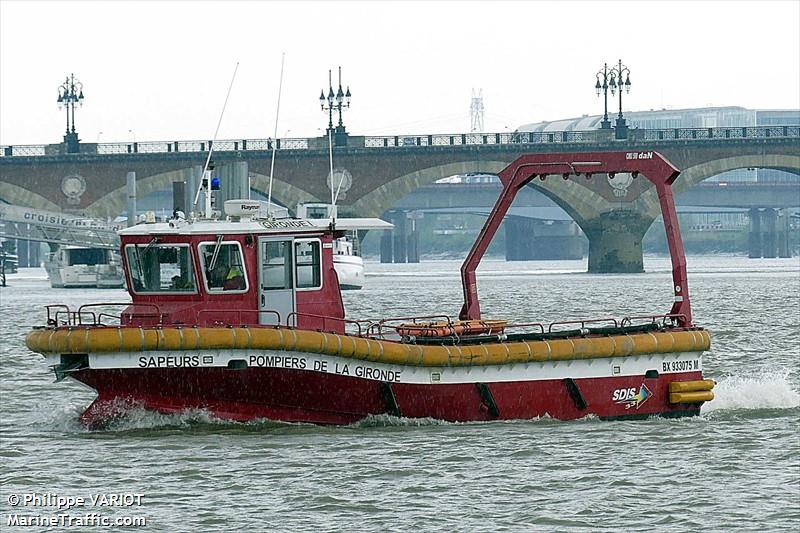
[132,238,159,284]
[209,235,223,270]
[132,245,144,282]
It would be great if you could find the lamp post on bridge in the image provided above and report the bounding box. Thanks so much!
[57,73,84,154]
[610,59,632,139]
[595,63,612,130]
[595,60,632,138]
[319,66,352,147]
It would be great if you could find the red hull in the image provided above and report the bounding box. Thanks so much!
[74,367,703,427]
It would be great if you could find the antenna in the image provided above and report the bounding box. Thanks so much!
[266,52,286,217]
[193,62,239,219]
[470,88,484,132]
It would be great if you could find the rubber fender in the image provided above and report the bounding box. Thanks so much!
[629,332,659,354]
[26,326,712,369]
[669,379,715,393]
[670,390,714,404]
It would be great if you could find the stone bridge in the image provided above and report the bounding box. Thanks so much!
[1,126,798,271]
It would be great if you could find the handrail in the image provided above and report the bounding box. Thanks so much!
[46,302,167,327]
[548,317,619,333]
[3,125,797,157]
[46,304,71,326]
[285,312,371,336]
[39,303,697,340]
[620,314,687,328]
[47,303,129,327]
[500,321,546,334]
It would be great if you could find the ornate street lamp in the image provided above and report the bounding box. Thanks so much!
[595,60,632,138]
[595,63,612,130]
[57,73,84,153]
[608,59,631,139]
[319,66,352,147]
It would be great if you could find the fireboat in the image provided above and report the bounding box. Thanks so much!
[26,151,714,427]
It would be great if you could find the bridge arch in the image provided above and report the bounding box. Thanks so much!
[674,153,800,193]
[353,155,658,230]
[352,157,657,272]
[637,152,800,218]
[350,160,511,217]
[0,182,60,211]
[248,172,319,213]
[85,167,197,219]
[84,167,312,219]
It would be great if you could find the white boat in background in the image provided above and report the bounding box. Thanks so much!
[296,203,392,290]
[44,246,125,288]
[332,234,364,290]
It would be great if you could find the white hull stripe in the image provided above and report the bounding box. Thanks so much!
[45,350,705,385]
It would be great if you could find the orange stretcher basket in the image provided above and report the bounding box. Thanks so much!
[396,319,507,338]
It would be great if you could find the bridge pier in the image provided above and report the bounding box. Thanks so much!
[380,231,393,263]
[504,217,584,260]
[392,212,407,263]
[187,165,201,214]
[15,238,41,268]
[778,208,791,258]
[748,208,762,258]
[762,208,777,258]
[584,211,650,273]
[406,226,420,263]
[380,210,419,263]
[406,212,421,263]
[216,161,249,214]
[749,208,790,258]
[126,171,136,226]
[172,181,186,215]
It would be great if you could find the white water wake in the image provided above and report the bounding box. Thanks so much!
[703,369,800,413]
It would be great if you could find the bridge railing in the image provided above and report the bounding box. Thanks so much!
[2,126,797,157]
[363,131,588,148]
[94,138,310,155]
[642,125,800,141]
[2,145,47,157]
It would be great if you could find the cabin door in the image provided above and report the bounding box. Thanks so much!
[258,238,296,326]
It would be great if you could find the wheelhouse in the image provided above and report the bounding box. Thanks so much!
[118,218,345,332]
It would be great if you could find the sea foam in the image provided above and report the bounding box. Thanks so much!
[703,369,800,413]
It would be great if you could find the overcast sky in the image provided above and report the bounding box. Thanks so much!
[1,0,798,146]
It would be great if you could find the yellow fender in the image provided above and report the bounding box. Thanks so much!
[26,326,711,369]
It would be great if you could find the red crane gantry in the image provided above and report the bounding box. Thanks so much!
[459,150,693,327]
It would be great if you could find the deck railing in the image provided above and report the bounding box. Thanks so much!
[38,305,690,344]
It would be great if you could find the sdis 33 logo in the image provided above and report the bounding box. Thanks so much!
[612,384,652,410]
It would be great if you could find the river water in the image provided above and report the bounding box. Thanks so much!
[1,255,798,532]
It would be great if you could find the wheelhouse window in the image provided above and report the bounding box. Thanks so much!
[262,240,293,290]
[295,239,321,290]
[125,243,196,293]
[199,241,247,293]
